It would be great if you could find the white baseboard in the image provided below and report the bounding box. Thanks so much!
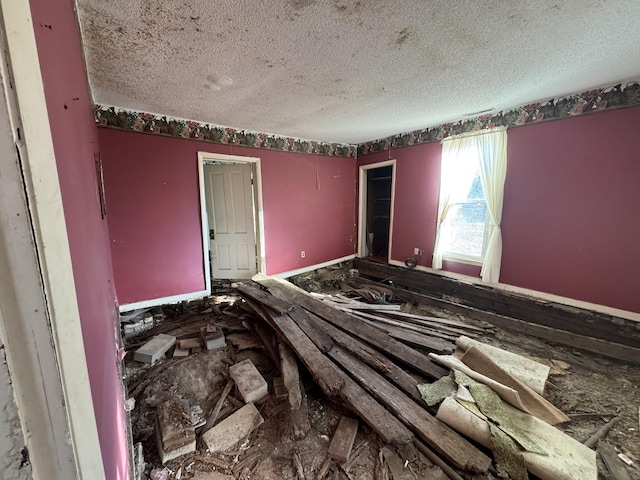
[274,254,356,279]
[118,289,210,312]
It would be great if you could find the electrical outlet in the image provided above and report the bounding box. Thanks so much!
[300,251,305,258]
[413,247,424,256]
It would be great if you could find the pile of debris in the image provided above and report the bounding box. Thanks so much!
[124,272,633,480]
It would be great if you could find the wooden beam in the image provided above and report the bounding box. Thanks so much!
[328,347,491,474]
[354,259,640,349]
[352,276,640,364]
[252,274,447,379]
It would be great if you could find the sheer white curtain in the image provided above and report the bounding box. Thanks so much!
[432,137,477,269]
[432,127,507,282]
[476,127,508,283]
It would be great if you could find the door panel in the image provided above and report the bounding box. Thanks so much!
[205,163,257,279]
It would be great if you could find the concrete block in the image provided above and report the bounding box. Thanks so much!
[229,359,268,403]
[328,416,359,463]
[134,334,176,364]
[202,402,264,453]
[202,325,226,350]
[155,399,195,464]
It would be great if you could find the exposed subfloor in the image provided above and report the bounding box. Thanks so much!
[123,275,640,480]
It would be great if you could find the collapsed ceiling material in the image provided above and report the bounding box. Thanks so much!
[77,0,640,144]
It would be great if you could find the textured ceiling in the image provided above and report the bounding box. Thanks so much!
[77,0,640,144]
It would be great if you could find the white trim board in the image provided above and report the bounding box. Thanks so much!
[118,289,211,313]
[357,160,396,260]
[0,0,105,477]
[387,259,640,323]
[274,254,356,279]
[198,151,267,275]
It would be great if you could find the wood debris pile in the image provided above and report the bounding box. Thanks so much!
[124,269,636,480]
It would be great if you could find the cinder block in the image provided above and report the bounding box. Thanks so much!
[229,359,268,403]
[134,334,176,364]
[202,402,264,453]
[155,399,196,464]
[201,325,226,350]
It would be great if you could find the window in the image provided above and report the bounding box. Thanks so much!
[432,128,508,282]
[439,149,489,261]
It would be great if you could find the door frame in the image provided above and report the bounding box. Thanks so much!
[357,159,397,260]
[198,152,266,277]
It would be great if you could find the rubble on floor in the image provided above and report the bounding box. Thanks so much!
[121,267,640,480]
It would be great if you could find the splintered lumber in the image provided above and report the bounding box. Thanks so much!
[237,283,294,314]
[278,340,302,411]
[291,380,311,440]
[204,379,234,431]
[264,310,344,395]
[329,347,491,473]
[348,311,456,352]
[328,416,359,463]
[355,274,640,364]
[252,274,447,380]
[598,441,632,480]
[292,307,424,404]
[354,259,640,351]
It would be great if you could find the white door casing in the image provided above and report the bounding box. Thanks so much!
[357,160,397,260]
[205,162,257,279]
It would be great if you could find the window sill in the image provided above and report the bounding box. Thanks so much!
[442,254,484,267]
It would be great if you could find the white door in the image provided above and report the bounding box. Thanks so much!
[204,163,257,279]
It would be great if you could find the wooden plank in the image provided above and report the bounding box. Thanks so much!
[328,347,491,473]
[290,308,424,404]
[354,259,640,349]
[264,310,344,396]
[598,441,632,480]
[278,340,302,411]
[252,275,447,380]
[354,275,640,364]
[336,369,414,446]
[328,416,359,463]
[237,283,294,315]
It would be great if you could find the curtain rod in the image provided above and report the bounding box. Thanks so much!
[441,125,507,143]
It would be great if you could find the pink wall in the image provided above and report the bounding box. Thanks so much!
[29,1,129,478]
[358,106,640,313]
[500,107,640,313]
[98,129,357,305]
[357,144,479,277]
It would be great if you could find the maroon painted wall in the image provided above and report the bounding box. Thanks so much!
[358,106,640,313]
[98,129,357,305]
[500,107,640,313]
[29,1,128,478]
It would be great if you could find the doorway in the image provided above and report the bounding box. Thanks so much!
[358,160,396,262]
[198,152,265,280]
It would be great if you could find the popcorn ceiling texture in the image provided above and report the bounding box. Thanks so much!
[78,0,640,145]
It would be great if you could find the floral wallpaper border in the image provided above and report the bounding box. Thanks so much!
[94,105,357,158]
[358,80,640,155]
[95,80,640,158]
